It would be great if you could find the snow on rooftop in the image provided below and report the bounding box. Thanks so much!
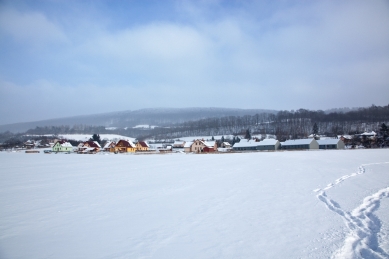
[184,141,193,148]
[233,139,260,148]
[60,142,73,147]
[259,139,279,145]
[360,131,376,136]
[317,139,342,145]
[103,141,113,149]
[282,139,316,145]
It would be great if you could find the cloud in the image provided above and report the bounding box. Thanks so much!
[0,8,68,45]
[0,0,389,124]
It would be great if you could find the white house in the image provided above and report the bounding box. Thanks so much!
[317,139,345,149]
[220,142,231,148]
[173,140,186,148]
[184,140,217,153]
[281,139,319,150]
[184,141,193,152]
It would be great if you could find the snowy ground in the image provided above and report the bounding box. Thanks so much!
[0,149,388,259]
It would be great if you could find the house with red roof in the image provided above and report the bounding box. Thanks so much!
[136,141,149,151]
[77,141,101,153]
[111,140,136,153]
[186,139,217,153]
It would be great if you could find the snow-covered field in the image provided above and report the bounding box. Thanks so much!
[0,149,388,258]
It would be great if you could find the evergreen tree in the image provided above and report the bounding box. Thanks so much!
[380,123,388,138]
[244,129,251,139]
[90,134,101,144]
[312,123,318,136]
[221,136,225,143]
[211,136,214,141]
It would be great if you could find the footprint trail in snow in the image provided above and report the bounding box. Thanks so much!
[314,162,389,259]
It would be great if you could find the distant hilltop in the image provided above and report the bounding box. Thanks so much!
[0,107,277,133]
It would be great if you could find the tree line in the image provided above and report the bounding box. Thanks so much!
[1,104,388,144]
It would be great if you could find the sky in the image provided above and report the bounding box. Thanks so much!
[0,0,388,125]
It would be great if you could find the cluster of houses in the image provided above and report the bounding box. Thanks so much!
[52,139,151,154]
[7,131,376,154]
[49,136,346,154]
[183,138,344,152]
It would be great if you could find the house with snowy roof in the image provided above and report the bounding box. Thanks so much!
[136,141,149,151]
[317,139,345,149]
[24,140,35,149]
[185,139,217,153]
[173,140,186,148]
[220,142,231,148]
[257,139,280,150]
[78,141,101,153]
[52,140,74,152]
[233,139,279,151]
[111,139,136,153]
[233,139,260,151]
[183,141,193,152]
[358,131,377,140]
[281,139,319,150]
[103,141,116,152]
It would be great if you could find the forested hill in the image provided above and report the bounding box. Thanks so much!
[155,104,388,141]
[0,107,276,133]
[9,104,388,142]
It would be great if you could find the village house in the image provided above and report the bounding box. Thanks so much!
[78,141,101,154]
[232,139,261,151]
[339,135,353,145]
[52,140,74,152]
[111,140,136,153]
[158,145,172,153]
[185,139,217,153]
[103,141,116,152]
[173,140,186,148]
[281,139,319,150]
[220,142,231,148]
[317,139,345,149]
[136,141,150,151]
[24,140,35,149]
[183,141,193,152]
[233,139,280,151]
[358,131,377,140]
[256,139,280,151]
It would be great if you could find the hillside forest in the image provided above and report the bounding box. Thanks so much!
[1,105,388,147]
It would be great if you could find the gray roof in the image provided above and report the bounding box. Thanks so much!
[233,139,260,148]
[258,139,279,145]
[317,139,341,145]
[282,139,315,146]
